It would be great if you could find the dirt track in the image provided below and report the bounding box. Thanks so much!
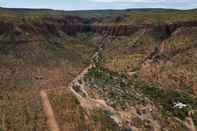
[40,90,60,131]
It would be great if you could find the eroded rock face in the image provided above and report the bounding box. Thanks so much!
[149,21,197,40]
[1,16,197,40]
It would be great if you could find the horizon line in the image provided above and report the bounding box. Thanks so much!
[1,6,196,11]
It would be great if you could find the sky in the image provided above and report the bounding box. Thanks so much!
[0,0,197,10]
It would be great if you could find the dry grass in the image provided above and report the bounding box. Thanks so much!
[47,88,122,131]
[0,87,47,131]
[0,33,97,131]
[102,26,197,95]
[47,88,90,131]
[104,54,144,72]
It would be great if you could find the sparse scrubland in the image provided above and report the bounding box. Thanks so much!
[0,7,197,131]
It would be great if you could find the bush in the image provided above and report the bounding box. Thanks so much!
[192,112,197,127]
[92,109,121,131]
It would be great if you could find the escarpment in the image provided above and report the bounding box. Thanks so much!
[1,16,197,41]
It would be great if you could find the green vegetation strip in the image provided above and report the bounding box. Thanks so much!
[85,64,197,122]
[142,85,197,120]
[84,65,144,110]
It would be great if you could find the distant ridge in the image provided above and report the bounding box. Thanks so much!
[0,7,55,11]
[0,6,196,12]
[125,8,181,12]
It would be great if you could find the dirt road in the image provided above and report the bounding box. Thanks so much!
[40,90,60,131]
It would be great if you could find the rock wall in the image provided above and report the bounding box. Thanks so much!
[1,16,197,40]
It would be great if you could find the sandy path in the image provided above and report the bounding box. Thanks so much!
[40,90,60,131]
[68,64,124,125]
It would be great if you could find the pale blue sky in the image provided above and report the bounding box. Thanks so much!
[1,0,197,10]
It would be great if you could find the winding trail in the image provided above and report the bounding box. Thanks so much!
[68,64,123,125]
[40,90,60,131]
[39,36,104,130]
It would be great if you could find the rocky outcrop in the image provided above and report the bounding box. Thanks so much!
[149,21,197,40]
[1,16,197,40]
